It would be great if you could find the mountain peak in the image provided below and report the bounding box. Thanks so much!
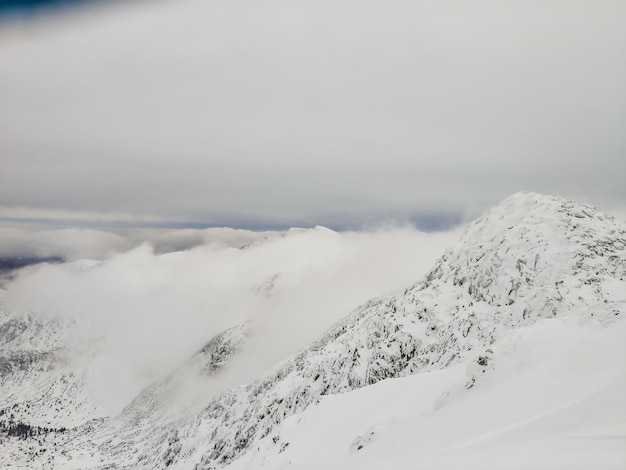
[422,192,625,324]
[470,191,610,231]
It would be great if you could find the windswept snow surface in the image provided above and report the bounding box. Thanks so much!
[227,312,626,470]
[0,192,625,469]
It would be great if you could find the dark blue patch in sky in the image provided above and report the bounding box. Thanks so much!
[0,0,95,17]
[0,256,64,273]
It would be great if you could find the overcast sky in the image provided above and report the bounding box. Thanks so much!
[1,0,625,230]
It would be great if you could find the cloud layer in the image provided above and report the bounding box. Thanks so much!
[1,0,625,227]
[3,226,459,410]
[0,224,279,261]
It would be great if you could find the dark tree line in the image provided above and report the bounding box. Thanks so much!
[0,421,66,440]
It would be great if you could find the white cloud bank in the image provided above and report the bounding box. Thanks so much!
[3,226,459,410]
[0,225,279,260]
[0,226,132,260]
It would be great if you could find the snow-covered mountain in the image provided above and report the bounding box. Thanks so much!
[1,192,624,469]
[0,293,108,429]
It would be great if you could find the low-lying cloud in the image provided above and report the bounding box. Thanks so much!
[0,226,132,260]
[0,225,279,261]
[2,226,459,412]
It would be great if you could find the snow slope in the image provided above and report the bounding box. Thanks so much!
[228,310,626,470]
[1,192,624,469]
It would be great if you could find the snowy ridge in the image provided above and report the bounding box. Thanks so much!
[69,192,624,469]
[119,323,249,426]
